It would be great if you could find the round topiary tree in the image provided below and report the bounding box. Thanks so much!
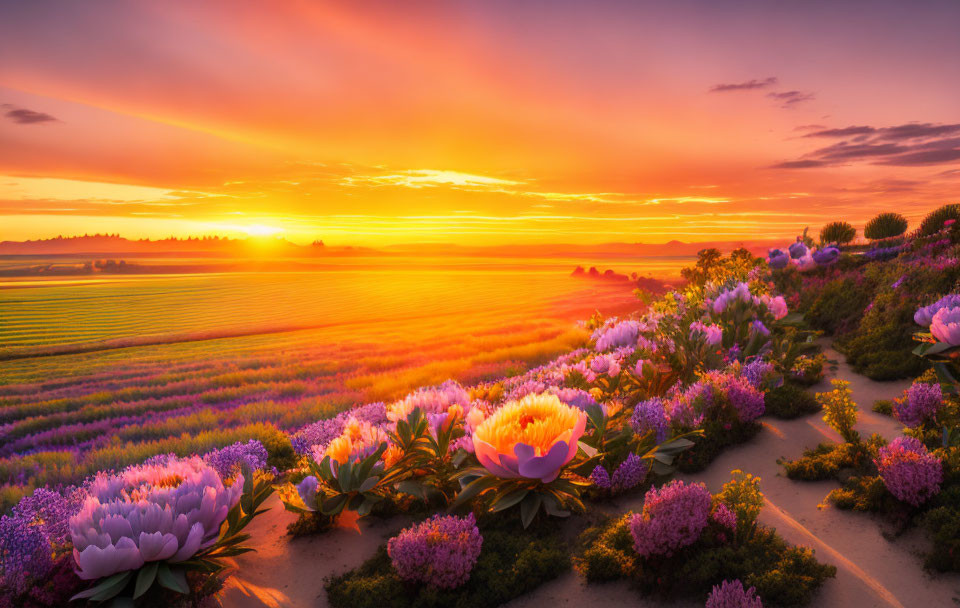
[864,212,908,240]
[819,221,856,246]
[919,203,960,236]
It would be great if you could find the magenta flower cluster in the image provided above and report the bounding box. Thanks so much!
[711,503,737,532]
[706,579,764,608]
[631,398,670,443]
[725,376,766,423]
[630,480,712,557]
[894,382,942,428]
[875,437,943,507]
[690,321,723,346]
[387,513,482,589]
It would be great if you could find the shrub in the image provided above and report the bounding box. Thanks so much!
[874,437,943,506]
[764,383,819,419]
[629,480,712,557]
[780,435,885,481]
[326,522,569,608]
[919,203,960,236]
[921,486,960,572]
[819,221,856,246]
[387,514,483,590]
[717,470,764,539]
[576,516,835,605]
[864,212,908,240]
[817,380,858,443]
[706,579,763,608]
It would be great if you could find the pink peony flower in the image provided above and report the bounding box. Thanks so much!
[930,306,960,346]
[69,457,242,580]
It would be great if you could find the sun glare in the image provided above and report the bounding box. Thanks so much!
[243,224,283,237]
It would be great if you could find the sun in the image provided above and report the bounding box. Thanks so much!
[243,224,283,237]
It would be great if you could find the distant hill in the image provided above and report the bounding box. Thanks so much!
[0,234,782,258]
[382,240,781,258]
[0,234,375,257]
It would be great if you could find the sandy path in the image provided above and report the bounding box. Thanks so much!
[221,342,960,607]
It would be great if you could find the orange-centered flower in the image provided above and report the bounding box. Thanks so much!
[472,393,586,483]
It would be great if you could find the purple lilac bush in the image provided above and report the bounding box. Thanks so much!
[630,480,712,557]
[706,579,763,608]
[387,513,482,589]
[874,437,943,507]
[631,398,670,443]
[204,439,269,478]
[894,382,942,428]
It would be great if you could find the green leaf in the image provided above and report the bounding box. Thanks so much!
[133,561,159,599]
[450,475,498,509]
[520,493,542,528]
[71,571,132,602]
[338,460,354,492]
[357,497,375,517]
[157,563,190,595]
[396,479,424,499]
[358,475,380,493]
[321,493,349,515]
[491,488,529,512]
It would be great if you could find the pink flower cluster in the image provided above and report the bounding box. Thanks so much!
[710,503,737,532]
[594,319,642,352]
[690,321,723,346]
[894,382,942,428]
[630,480,712,557]
[875,437,943,507]
[387,513,482,589]
[706,579,763,608]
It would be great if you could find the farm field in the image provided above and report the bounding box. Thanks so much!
[0,261,643,509]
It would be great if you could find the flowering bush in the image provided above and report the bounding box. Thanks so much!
[894,382,942,428]
[204,439,269,479]
[387,513,482,589]
[594,319,641,351]
[706,579,763,608]
[690,321,723,346]
[0,487,84,599]
[817,380,859,443]
[631,398,670,443]
[629,480,712,557]
[875,437,943,507]
[386,380,472,423]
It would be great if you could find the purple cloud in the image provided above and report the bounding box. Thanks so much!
[709,77,778,92]
[2,104,59,124]
[776,121,960,168]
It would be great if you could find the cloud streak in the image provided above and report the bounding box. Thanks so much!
[2,104,58,124]
[774,122,960,168]
[709,77,778,92]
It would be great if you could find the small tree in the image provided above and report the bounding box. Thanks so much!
[919,203,960,236]
[864,212,907,240]
[819,221,856,246]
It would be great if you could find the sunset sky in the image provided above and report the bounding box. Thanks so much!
[2,0,959,245]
